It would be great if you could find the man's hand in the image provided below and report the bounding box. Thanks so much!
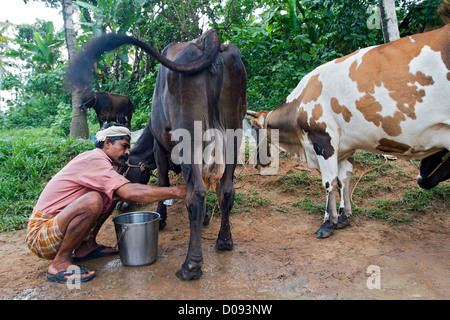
[173,185,187,200]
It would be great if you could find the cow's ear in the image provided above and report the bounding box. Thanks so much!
[250,115,265,129]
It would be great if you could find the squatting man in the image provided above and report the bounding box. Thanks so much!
[26,124,187,283]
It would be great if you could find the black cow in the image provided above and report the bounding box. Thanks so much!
[69,30,247,281]
[79,88,134,129]
[417,149,450,189]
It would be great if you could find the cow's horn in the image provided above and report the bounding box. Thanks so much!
[246,110,258,117]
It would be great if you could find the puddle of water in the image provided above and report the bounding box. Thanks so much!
[12,242,315,300]
[47,243,281,300]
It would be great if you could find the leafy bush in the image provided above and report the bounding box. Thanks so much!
[0,128,93,231]
[130,108,151,130]
[50,102,72,137]
[0,65,71,130]
[229,0,383,112]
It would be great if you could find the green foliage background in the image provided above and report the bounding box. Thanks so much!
[1,0,444,130]
[0,128,94,230]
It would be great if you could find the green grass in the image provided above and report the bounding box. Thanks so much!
[278,170,315,192]
[293,184,449,223]
[0,127,94,231]
[293,197,326,213]
[205,187,272,216]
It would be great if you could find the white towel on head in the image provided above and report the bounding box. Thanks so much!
[96,126,132,142]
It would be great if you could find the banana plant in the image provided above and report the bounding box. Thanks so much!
[15,21,66,72]
[75,0,104,38]
[33,22,64,69]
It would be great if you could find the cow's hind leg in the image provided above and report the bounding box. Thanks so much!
[215,163,236,251]
[315,156,339,239]
[336,156,354,229]
[176,164,206,281]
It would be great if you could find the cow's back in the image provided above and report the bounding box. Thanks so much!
[160,42,246,122]
[151,39,247,187]
[151,41,247,143]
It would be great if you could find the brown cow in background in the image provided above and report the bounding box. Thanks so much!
[79,89,134,129]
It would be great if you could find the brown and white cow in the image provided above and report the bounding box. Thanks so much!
[248,24,450,238]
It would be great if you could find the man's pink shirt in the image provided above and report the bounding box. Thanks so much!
[34,148,130,215]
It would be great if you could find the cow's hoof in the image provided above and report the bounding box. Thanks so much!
[215,237,233,251]
[315,221,334,239]
[335,215,351,229]
[175,267,202,281]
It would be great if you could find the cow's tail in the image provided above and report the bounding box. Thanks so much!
[438,0,450,24]
[69,30,221,89]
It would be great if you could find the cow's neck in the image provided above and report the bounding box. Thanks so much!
[265,104,305,158]
[89,94,98,111]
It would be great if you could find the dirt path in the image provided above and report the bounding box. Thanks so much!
[0,159,449,300]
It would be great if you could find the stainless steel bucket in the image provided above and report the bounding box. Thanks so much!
[113,211,160,266]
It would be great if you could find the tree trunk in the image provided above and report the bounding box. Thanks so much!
[378,0,400,43]
[62,0,89,139]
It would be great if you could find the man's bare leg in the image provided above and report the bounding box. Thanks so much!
[47,192,103,280]
[72,201,118,259]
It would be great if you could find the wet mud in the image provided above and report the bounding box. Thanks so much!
[1,160,449,300]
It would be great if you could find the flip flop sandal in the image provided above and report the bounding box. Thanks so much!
[46,265,95,283]
[71,245,118,263]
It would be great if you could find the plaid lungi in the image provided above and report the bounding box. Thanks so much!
[26,210,63,260]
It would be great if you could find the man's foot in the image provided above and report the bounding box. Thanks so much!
[72,244,118,262]
[46,264,95,283]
